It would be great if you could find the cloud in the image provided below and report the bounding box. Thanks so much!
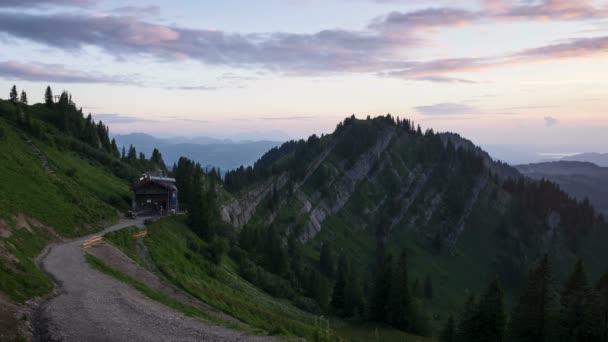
[164,85,217,91]
[414,103,481,115]
[369,7,479,32]
[544,116,560,127]
[92,113,157,124]
[0,4,606,80]
[0,60,135,84]
[410,76,477,84]
[110,6,161,17]
[0,0,94,8]
[387,35,608,80]
[165,116,211,123]
[262,116,315,121]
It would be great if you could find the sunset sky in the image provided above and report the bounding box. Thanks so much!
[0,0,607,157]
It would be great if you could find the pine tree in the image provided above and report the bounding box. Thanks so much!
[440,315,456,342]
[344,268,364,317]
[319,243,335,277]
[559,260,602,342]
[386,251,411,330]
[456,294,477,342]
[476,279,506,342]
[331,255,349,315]
[111,138,120,158]
[19,90,28,105]
[9,85,18,104]
[424,275,433,300]
[150,148,167,171]
[370,254,393,322]
[44,86,53,107]
[597,271,608,342]
[509,255,557,342]
[412,278,421,298]
[121,146,126,160]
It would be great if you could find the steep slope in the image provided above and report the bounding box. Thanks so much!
[0,97,134,340]
[219,115,608,334]
[516,161,608,215]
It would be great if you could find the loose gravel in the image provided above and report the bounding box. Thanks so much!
[34,218,285,342]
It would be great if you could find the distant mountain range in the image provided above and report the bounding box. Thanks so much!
[113,133,282,171]
[516,161,608,215]
[562,153,608,167]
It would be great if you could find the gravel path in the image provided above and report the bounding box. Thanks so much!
[35,218,284,342]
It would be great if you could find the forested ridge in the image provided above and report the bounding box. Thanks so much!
[3,84,607,341]
[171,114,606,339]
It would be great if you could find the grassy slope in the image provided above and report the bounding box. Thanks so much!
[144,218,318,339]
[105,218,424,341]
[0,117,130,302]
[241,120,608,337]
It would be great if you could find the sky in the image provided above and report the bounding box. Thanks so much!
[0,0,607,160]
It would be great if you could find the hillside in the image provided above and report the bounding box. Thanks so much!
[516,161,608,215]
[2,98,607,341]
[217,115,608,336]
[0,91,160,340]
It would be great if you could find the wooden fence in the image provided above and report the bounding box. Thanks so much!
[132,230,148,239]
[82,236,103,249]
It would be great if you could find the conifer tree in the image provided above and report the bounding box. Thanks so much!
[596,270,608,342]
[456,294,477,342]
[111,138,120,158]
[440,315,456,342]
[44,86,54,106]
[370,254,393,322]
[386,251,411,330]
[476,279,506,342]
[424,275,433,300]
[320,243,335,277]
[559,260,602,342]
[19,90,27,105]
[331,255,349,315]
[9,85,18,104]
[344,268,364,317]
[509,255,557,342]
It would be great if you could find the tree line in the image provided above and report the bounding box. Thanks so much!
[440,256,608,342]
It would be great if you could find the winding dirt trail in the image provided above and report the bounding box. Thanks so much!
[34,218,282,342]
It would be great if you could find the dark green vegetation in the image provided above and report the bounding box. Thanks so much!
[85,253,236,329]
[2,84,608,342]
[215,115,608,338]
[0,86,169,325]
[439,256,608,342]
[516,161,608,216]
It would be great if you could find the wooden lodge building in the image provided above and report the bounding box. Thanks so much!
[131,174,178,215]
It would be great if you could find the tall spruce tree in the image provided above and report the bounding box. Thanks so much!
[476,280,506,342]
[424,275,433,300]
[440,315,456,342]
[370,254,393,322]
[331,255,349,315]
[44,86,53,107]
[386,251,411,330]
[559,260,602,342]
[509,255,557,342]
[9,85,18,104]
[319,243,335,277]
[344,267,364,317]
[456,294,478,342]
[19,90,28,105]
[596,271,608,342]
